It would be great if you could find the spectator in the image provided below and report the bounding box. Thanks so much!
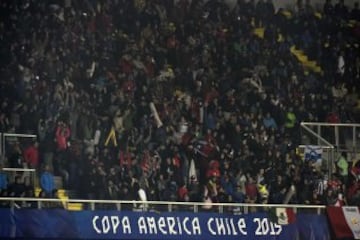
[334,0,348,19]
[263,112,277,129]
[220,173,234,202]
[8,142,25,168]
[55,121,70,151]
[8,176,26,197]
[23,141,39,169]
[285,106,297,137]
[245,176,258,203]
[337,152,349,184]
[323,0,334,16]
[40,165,55,197]
[134,182,148,211]
[23,176,34,195]
[178,181,190,202]
[105,180,119,200]
[270,175,287,203]
[350,159,360,181]
[0,165,8,193]
[350,2,360,20]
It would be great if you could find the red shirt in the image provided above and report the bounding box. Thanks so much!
[56,126,71,150]
[351,166,360,176]
[326,112,340,123]
[119,150,132,169]
[328,179,341,191]
[245,183,258,200]
[206,168,220,178]
[178,186,189,200]
[23,146,39,167]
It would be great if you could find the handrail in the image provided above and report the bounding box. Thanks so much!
[3,133,37,138]
[298,144,333,149]
[300,123,334,147]
[0,197,326,209]
[2,168,36,172]
[301,122,360,127]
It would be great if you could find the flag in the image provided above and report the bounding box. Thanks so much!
[304,145,322,162]
[268,207,296,225]
[188,159,197,183]
[327,206,360,239]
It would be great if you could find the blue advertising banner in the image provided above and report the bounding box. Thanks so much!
[0,209,330,239]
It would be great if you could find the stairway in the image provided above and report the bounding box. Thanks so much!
[290,46,323,74]
[35,187,83,210]
[35,175,83,211]
[253,27,265,39]
[252,10,323,75]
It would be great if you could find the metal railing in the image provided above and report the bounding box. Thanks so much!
[300,122,360,179]
[0,197,326,215]
[300,122,336,178]
[301,122,360,154]
[1,133,37,159]
[2,168,37,188]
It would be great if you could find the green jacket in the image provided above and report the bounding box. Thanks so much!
[337,156,348,176]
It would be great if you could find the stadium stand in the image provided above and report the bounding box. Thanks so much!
[0,0,360,211]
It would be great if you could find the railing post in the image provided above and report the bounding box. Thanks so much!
[37,201,42,209]
[90,202,95,211]
[335,125,339,147]
[142,203,146,212]
[194,204,198,213]
[219,205,223,214]
[244,206,248,214]
[353,126,356,155]
[168,204,172,212]
[116,203,121,211]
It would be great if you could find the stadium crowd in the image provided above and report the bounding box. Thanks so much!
[0,0,360,208]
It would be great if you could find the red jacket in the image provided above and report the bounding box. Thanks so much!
[56,126,71,150]
[23,146,39,167]
[245,183,258,200]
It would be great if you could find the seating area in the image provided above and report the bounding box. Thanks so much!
[0,0,360,210]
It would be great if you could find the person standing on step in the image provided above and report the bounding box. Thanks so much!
[40,165,55,198]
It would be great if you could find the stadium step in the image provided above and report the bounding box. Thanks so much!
[290,46,323,74]
[34,187,83,211]
[253,28,264,39]
[253,28,323,74]
[66,203,83,211]
[54,176,63,189]
[253,28,284,42]
[280,10,292,19]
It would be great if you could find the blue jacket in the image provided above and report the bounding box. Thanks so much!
[263,117,277,129]
[40,172,55,194]
[0,173,8,190]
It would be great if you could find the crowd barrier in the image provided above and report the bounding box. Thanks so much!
[0,197,330,239]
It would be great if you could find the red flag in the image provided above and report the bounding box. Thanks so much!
[327,206,360,239]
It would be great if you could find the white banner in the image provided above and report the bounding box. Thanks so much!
[304,145,322,163]
[342,206,360,239]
